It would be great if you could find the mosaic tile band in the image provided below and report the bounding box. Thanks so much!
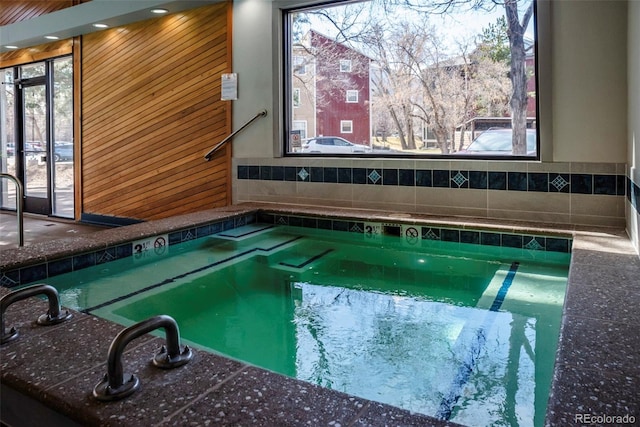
[256,212,572,253]
[238,165,629,195]
[628,176,640,214]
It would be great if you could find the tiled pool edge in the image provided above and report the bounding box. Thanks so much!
[1,203,638,426]
[1,205,572,288]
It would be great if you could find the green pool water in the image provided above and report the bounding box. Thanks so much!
[40,223,569,427]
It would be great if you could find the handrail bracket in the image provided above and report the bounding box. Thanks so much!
[93,315,193,401]
[1,284,73,345]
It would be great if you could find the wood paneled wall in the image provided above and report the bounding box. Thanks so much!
[0,40,73,68]
[0,1,76,67]
[81,2,232,221]
[0,1,75,25]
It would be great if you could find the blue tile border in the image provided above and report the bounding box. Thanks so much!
[0,214,257,289]
[238,165,627,196]
[257,212,572,254]
[628,176,640,215]
[1,210,572,288]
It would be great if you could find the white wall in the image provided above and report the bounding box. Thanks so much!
[628,0,640,253]
[551,0,628,163]
[231,0,276,158]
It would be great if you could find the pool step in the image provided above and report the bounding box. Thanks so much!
[203,224,304,258]
[211,223,276,241]
[257,240,335,273]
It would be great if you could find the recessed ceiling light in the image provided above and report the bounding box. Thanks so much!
[44,35,60,40]
[150,8,168,14]
[93,23,109,28]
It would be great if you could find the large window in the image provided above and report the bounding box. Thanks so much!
[285,0,538,158]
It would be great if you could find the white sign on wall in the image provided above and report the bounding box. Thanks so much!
[221,73,238,100]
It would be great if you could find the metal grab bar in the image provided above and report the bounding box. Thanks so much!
[0,284,73,344]
[204,109,267,161]
[0,173,24,246]
[93,314,193,401]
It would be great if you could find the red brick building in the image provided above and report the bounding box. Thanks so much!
[292,31,372,147]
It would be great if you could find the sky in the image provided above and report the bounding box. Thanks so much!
[302,0,535,56]
[436,4,536,42]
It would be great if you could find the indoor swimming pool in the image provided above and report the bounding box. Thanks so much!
[28,222,570,427]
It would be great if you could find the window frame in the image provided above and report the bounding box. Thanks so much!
[292,120,308,140]
[339,59,352,72]
[340,120,353,134]
[293,88,301,107]
[293,55,307,75]
[346,89,358,103]
[282,0,541,160]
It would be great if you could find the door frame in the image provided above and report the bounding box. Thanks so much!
[1,41,76,218]
[16,71,51,215]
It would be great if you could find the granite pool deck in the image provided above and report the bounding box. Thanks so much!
[0,212,107,250]
[1,202,639,426]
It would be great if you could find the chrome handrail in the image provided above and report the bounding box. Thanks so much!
[204,109,267,161]
[0,173,24,246]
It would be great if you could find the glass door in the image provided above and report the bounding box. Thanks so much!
[1,69,17,210]
[1,57,74,218]
[51,57,74,217]
[20,78,50,214]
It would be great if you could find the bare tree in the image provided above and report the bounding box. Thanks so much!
[367,23,419,150]
[390,18,474,154]
[504,0,533,154]
[366,12,510,154]
[456,39,511,150]
[392,0,534,154]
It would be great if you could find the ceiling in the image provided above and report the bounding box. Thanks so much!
[0,0,222,54]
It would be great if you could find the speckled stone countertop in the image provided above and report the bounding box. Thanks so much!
[1,202,639,426]
[545,227,640,425]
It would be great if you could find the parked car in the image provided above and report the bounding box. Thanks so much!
[21,141,45,160]
[300,137,373,154]
[458,128,537,156]
[54,142,74,161]
[25,142,45,152]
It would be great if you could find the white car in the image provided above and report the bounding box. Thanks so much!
[458,129,537,156]
[300,137,372,154]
